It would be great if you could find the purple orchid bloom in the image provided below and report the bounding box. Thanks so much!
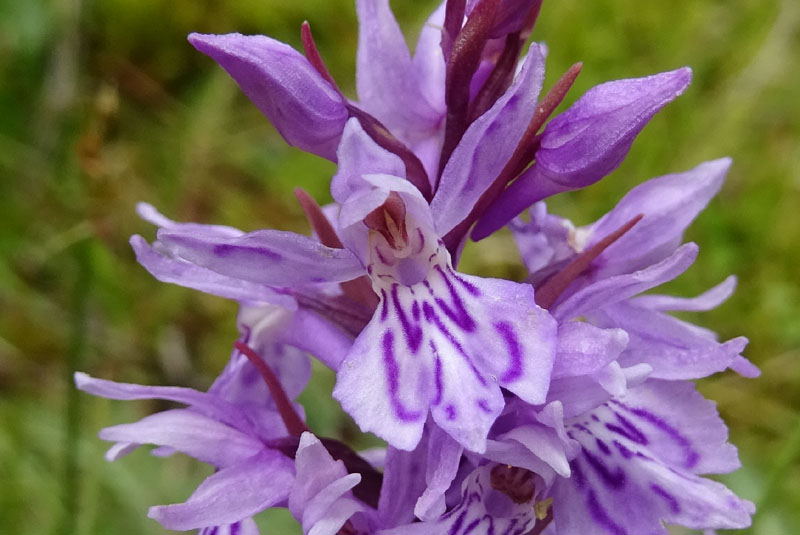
[511,159,760,380]
[156,116,558,453]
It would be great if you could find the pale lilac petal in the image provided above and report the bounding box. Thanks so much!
[281,309,356,371]
[588,158,731,275]
[290,433,364,535]
[552,322,628,379]
[149,450,294,530]
[334,268,556,452]
[431,43,546,235]
[356,0,441,138]
[631,275,737,312]
[509,202,578,280]
[552,381,753,534]
[157,228,364,286]
[378,443,428,527]
[546,363,652,418]
[74,372,252,433]
[188,33,348,160]
[475,68,692,237]
[411,2,447,117]
[131,235,295,307]
[496,416,573,479]
[331,118,406,204]
[415,426,463,520]
[99,409,263,467]
[592,301,751,380]
[105,442,139,461]
[136,202,244,237]
[553,243,698,321]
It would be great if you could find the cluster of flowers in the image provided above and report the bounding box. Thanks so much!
[77,1,760,533]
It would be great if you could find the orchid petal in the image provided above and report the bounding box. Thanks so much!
[415,426,464,520]
[631,275,736,312]
[99,409,263,467]
[75,372,252,433]
[553,381,753,534]
[198,518,260,535]
[149,450,293,530]
[131,235,295,308]
[334,268,556,452]
[431,43,546,235]
[553,242,698,321]
[552,322,628,379]
[356,0,441,139]
[592,301,752,380]
[588,158,730,275]
[189,33,348,161]
[378,443,428,526]
[157,228,364,286]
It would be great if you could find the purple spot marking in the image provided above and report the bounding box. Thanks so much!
[613,440,634,459]
[449,268,482,296]
[571,459,586,487]
[495,322,523,383]
[212,243,281,260]
[627,406,699,469]
[412,300,421,321]
[500,518,518,535]
[375,246,391,266]
[582,448,626,489]
[586,490,627,535]
[433,347,444,406]
[416,228,426,254]
[434,266,477,332]
[461,517,482,535]
[423,302,487,386]
[650,483,681,514]
[381,330,423,422]
[231,523,240,535]
[448,510,467,535]
[445,404,457,420]
[477,399,493,413]
[605,411,648,445]
[392,284,423,353]
[591,414,601,422]
[380,289,388,321]
[595,438,611,456]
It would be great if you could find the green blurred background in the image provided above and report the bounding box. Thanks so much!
[1,0,798,533]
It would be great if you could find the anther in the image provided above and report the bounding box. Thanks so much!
[233,341,309,437]
[534,214,644,310]
[363,193,409,250]
[490,464,536,504]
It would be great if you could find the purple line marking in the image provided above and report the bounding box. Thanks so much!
[650,483,681,514]
[423,302,487,386]
[586,490,627,535]
[626,405,700,469]
[381,330,423,422]
[392,284,423,353]
[494,322,523,383]
[582,448,626,489]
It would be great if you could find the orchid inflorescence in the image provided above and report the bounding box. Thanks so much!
[76,1,759,533]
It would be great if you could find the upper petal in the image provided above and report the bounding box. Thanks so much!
[356,0,441,139]
[157,228,364,286]
[189,33,348,160]
[431,43,546,235]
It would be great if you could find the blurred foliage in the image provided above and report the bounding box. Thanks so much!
[0,0,798,533]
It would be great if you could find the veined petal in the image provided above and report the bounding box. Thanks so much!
[631,275,736,312]
[415,426,464,521]
[334,266,556,452]
[356,0,441,139]
[592,301,752,380]
[588,158,731,275]
[131,235,295,308]
[411,2,447,117]
[98,409,263,467]
[431,43,546,236]
[552,322,628,379]
[74,372,253,433]
[157,228,364,286]
[149,450,294,530]
[552,380,753,534]
[378,443,428,527]
[477,68,692,236]
[553,243,698,321]
[189,33,348,161]
[290,433,364,535]
[136,202,244,237]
